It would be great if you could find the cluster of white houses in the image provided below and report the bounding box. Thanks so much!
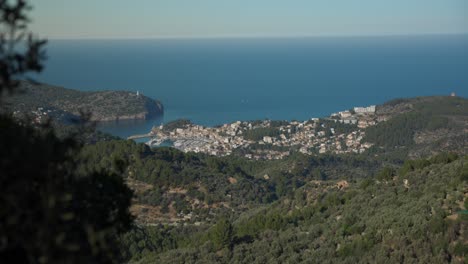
[147,104,381,160]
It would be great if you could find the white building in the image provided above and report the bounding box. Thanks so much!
[354,105,376,114]
[339,111,352,118]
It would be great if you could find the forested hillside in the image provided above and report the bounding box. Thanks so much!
[119,154,468,263]
[77,140,382,225]
[74,136,468,263]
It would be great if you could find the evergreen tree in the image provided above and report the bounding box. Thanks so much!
[211,217,233,250]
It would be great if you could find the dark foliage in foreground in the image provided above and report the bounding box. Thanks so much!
[0,1,134,263]
[0,116,133,263]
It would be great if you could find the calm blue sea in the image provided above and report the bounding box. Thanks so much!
[36,35,468,138]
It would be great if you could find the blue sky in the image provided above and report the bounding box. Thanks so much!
[31,0,467,39]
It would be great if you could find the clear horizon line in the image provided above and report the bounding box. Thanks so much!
[44,32,468,41]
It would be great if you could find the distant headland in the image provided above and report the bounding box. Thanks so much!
[1,81,164,123]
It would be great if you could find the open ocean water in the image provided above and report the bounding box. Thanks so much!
[36,35,468,138]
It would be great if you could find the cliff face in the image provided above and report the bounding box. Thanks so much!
[2,81,164,122]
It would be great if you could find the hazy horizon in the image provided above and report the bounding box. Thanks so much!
[32,0,467,39]
[40,32,468,41]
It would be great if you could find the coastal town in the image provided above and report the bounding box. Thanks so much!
[144,104,382,160]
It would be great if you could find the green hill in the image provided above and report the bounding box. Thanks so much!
[364,96,468,159]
